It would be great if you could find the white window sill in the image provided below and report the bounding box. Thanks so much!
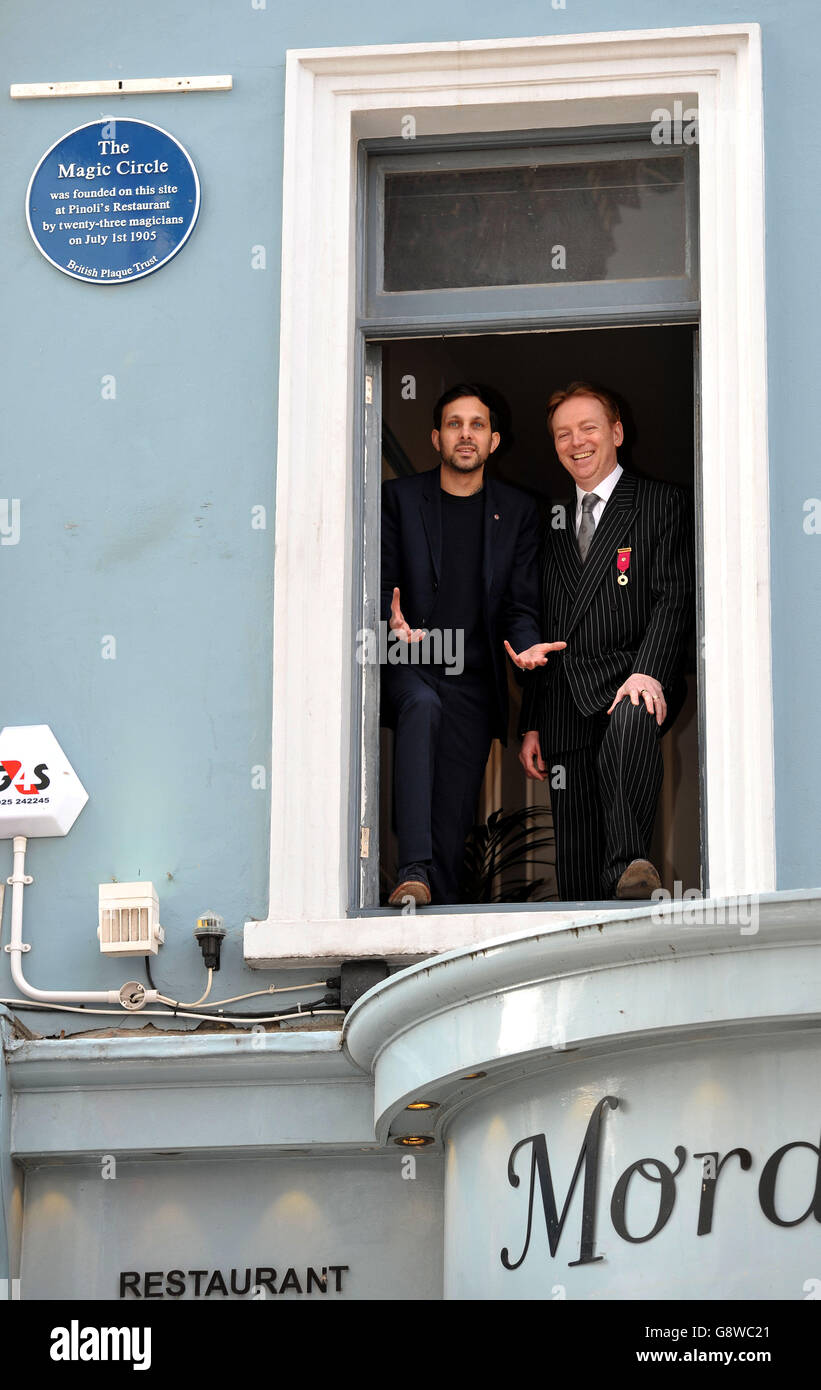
[243,905,630,968]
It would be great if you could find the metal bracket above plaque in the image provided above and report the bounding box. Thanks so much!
[11,75,231,99]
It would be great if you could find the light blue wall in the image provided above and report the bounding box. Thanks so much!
[1,0,818,1035]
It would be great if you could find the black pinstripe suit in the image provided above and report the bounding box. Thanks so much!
[520,469,695,898]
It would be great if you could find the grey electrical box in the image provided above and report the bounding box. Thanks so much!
[340,959,389,1010]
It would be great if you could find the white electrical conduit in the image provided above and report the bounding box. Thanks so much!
[3,837,339,1016]
[155,969,213,1009]
[5,836,160,1006]
[153,981,332,1008]
[0,997,346,1026]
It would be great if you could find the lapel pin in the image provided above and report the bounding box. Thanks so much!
[493,513,500,520]
[616,547,631,586]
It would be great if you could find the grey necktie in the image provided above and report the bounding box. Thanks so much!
[577,492,600,563]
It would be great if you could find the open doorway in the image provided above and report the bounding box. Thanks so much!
[376,324,699,905]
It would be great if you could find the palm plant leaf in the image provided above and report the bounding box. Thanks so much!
[460,805,557,904]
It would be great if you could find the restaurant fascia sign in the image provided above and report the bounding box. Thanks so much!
[119,1265,350,1299]
[501,1096,821,1271]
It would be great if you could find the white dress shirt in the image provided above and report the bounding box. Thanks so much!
[574,463,623,535]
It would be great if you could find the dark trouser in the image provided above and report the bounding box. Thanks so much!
[387,665,495,905]
[548,698,664,900]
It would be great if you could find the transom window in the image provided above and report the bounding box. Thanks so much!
[364,129,699,330]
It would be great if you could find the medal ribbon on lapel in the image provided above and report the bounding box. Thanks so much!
[616,547,631,587]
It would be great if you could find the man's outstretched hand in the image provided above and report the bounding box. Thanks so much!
[504,638,567,671]
[389,587,426,643]
[607,673,667,725]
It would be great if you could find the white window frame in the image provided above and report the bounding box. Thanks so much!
[244,25,773,968]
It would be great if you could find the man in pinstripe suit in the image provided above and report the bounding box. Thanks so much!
[518,382,694,900]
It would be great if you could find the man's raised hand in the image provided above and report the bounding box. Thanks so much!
[504,638,567,671]
[390,587,426,643]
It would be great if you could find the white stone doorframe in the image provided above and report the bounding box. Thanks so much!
[244,25,773,969]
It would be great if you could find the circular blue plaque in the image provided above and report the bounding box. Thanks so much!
[26,118,200,283]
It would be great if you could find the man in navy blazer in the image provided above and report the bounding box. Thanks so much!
[381,384,565,906]
[519,382,694,901]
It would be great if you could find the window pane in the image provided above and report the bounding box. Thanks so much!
[383,157,686,291]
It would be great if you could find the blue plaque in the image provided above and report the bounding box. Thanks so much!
[26,118,200,283]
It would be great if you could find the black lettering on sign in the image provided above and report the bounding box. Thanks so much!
[501,1095,821,1274]
[230,1268,252,1296]
[254,1267,277,1296]
[610,1148,687,1243]
[759,1134,821,1227]
[117,1264,349,1297]
[693,1149,752,1236]
[500,1095,619,1270]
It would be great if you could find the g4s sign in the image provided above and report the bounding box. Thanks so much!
[0,726,87,837]
[0,759,51,796]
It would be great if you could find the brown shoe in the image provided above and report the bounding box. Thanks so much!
[614,859,662,900]
[388,864,431,907]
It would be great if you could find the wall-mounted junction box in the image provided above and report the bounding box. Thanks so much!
[98,882,165,957]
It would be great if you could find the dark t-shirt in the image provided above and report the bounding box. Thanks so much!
[427,488,492,676]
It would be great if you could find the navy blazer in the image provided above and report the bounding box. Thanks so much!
[380,466,542,742]
[520,470,695,751]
